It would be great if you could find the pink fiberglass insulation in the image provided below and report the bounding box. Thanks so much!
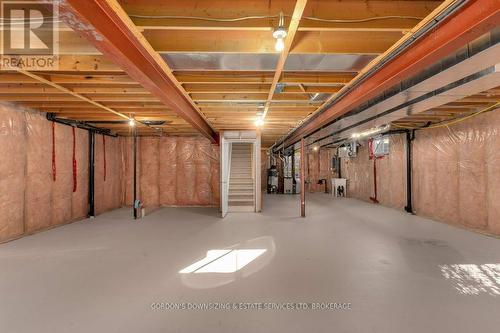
[51,123,73,226]
[376,134,406,209]
[339,110,500,236]
[341,134,406,209]
[121,136,220,207]
[120,136,136,205]
[73,127,89,219]
[140,137,160,208]
[307,148,335,193]
[413,110,500,235]
[25,110,52,232]
[341,142,372,201]
[0,104,26,241]
[158,137,177,205]
[0,103,90,242]
[94,134,122,215]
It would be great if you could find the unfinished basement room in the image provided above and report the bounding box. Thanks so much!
[0,0,499,332]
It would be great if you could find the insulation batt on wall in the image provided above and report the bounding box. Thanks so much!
[307,148,336,193]
[341,109,500,236]
[0,103,87,242]
[121,136,220,208]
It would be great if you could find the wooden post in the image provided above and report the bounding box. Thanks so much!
[301,137,306,217]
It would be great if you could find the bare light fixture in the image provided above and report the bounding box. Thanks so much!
[255,118,264,127]
[273,12,287,52]
[351,124,390,139]
[129,118,135,127]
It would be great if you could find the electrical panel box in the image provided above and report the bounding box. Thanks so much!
[338,142,357,158]
[372,136,390,157]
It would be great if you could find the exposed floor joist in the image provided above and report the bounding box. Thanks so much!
[57,0,217,141]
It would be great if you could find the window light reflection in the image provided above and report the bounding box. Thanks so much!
[440,263,500,296]
[180,249,267,274]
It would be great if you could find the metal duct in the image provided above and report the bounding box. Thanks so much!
[161,53,376,72]
[162,53,279,71]
[284,54,376,72]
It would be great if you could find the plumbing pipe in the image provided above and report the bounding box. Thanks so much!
[46,113,117,137]
[404,130,416,213]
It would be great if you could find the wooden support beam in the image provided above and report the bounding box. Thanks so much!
[263,0,308,119]
[58,0,217,142]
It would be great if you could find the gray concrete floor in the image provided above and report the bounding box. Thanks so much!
[1,194,499,333]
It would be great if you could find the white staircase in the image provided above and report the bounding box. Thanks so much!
[228,143,254,212]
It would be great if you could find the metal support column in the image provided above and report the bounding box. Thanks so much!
[300,138,306,217]
[88,130,95,218]
[133,127,138,219]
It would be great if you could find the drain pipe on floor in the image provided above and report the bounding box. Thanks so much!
[88,130,95,218]
[404,130,416,214]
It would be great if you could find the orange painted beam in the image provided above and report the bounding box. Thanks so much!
[282,0,500,148]
[58,0,216,142]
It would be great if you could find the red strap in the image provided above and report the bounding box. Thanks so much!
[72,127,77,192]
[52,122,56,181]
[103,135,106,182]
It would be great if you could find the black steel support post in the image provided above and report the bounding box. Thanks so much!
[133,127,138,219]
[404,130,415,214]
[88,130,95,218]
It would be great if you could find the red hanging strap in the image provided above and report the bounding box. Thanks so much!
[52,122,56,181]
[103,135,106,182]
[72,127,77,192]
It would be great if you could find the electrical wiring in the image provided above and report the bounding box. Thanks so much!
[127,14,280,22]
[391,102,500,130]
[0,13,424,27]
[301,15,423,23]
[127,13,423,23]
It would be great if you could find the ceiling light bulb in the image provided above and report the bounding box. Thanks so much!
[273,25,287,52]
[313,146,319,151]
[275,37,285,52]
[255,118,264,127]
[129,119,135,127]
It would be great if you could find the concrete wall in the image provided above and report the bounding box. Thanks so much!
[341,110,500,236]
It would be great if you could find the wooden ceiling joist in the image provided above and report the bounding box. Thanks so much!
[124,0,441,32]
[15,70,131,120]
[262,0,308,120]
[58,0,217,142]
